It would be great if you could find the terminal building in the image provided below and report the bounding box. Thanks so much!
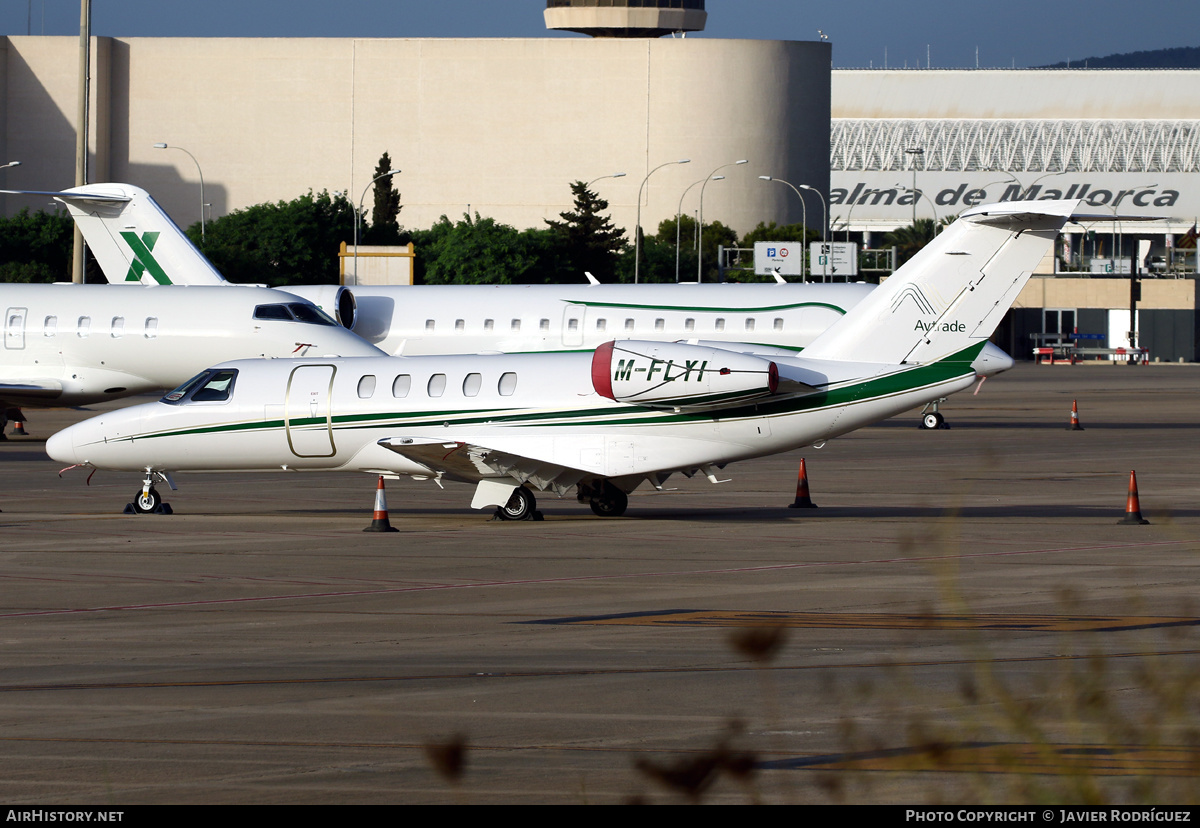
[0,0,1198,358]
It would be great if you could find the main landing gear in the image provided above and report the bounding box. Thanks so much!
[577,480,628,518]
[918,398,950,430]
[494,485,542,521]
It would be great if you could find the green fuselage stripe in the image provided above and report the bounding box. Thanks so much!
[121,344,984,444]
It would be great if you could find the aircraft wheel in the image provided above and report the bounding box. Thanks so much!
[498,486,536,521]
[589,485,628,517]
[133,487,162,514]
[922,413,940,430]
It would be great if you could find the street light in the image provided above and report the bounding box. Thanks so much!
[904,147,924,225]
[635,159,689,284]
[798,184,827,250]
[586,172,626,188]
[677,175,723,283]
[758,175,807,280]
[153,143,205,244]
[697,159,748,282]
[354,168,401,286]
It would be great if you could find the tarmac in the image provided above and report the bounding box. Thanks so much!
[1,362,1199,804]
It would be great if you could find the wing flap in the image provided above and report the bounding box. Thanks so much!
[376,436,586,495]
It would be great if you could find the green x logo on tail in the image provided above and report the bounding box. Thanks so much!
[120,231,171,284]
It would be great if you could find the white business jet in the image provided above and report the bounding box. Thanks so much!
[46,183,881,357]
[48,200,1085,518]
[0,283,385,434]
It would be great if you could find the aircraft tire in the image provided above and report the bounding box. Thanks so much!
[922,413,940,430]
[133,487,162,514]
[498,486,536,521]
[589,485,628,517]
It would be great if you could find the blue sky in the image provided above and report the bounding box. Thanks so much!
[1,1,1196,69]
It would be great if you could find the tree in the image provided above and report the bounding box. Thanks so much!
[883,218,938,266]
[418,212,547,285]
[740,220,814,247]
[365,152,403,245]
[544,181,627,283]
[188,190,356,285]
[0,208,75,283]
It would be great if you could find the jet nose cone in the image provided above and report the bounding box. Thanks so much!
[973,343,1015,377]
[45,427,78,465]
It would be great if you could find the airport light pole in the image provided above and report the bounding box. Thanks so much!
[758,175,806,280]
[153,143,206,245]
[697,159,747,282]
[905,147,924,226]
[799,184,827,250]
[677,175,723,283]
[635,159,689,284]
[354,168,401,286]
[586,172,626,188]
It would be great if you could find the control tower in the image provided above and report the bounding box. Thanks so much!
[545,1,707,38]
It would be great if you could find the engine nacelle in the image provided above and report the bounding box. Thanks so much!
[591,340,778,411]
[278,284,357,329]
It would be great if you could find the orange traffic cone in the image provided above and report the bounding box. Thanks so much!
[788,458,818,509]
[1068,400,1084,431]
[1118,470,1149,525]
[12,421,28,436]
[363,475,400,533]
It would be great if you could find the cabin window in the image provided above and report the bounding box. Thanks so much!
[77,316,91,338]
[595,318,607,332]
[144,317,159,339]
[463,373,482,397]
[684,318,695,332]
[43,316,57,336]
[392,374,411,398]
[111,316,125,338]
[624,318,635,332]
[455,319,465,333]
[654,318,665,332]
[511,319,521,333]
[498,372,517,396]
[774,317,784,332]
[539,318,550,332]
[745,318,755,332]
[484,319,494,332]
[714,318,725,332]
[425,319,436,333]
[427,374,447,397]
[567,318,579,333]
[357,375,377,399]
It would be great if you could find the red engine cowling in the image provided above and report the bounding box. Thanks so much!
[591,340,778,411]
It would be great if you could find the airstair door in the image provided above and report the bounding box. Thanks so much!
[286,364,336,458]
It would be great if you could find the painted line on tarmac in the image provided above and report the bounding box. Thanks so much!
[529,610,1200,632]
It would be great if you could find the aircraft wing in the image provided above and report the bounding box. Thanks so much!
[377,436,588,495]
[0,380,63,403]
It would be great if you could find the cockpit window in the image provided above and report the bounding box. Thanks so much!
[253,304,293,321]
[253,303,337,326]
[161,369,239,404]
[287,303,337,326]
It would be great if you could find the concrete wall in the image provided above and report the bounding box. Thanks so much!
[0,36,830,240]
[832,69,1200,120]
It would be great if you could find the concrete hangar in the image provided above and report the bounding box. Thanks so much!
[0,0,1197,358]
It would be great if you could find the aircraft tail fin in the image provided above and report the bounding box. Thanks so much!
[801,200,1085,366]
[0,183,229,286]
